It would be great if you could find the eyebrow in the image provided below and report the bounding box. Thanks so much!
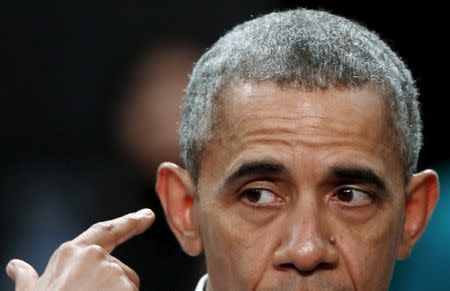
[330,166,387,192]
[224,161,285,186]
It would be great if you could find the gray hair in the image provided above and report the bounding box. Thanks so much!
[180,8,422,179]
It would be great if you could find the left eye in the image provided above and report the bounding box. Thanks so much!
[334,187,373,206]
[240,189,280,205]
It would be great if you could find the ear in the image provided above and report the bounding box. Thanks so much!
[155,162,203,256]
[396,169,439,259]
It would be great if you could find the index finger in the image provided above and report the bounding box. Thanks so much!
[73,208,155,253]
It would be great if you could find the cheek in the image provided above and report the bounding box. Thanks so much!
[338,208,404,290]
[198,202,280,289]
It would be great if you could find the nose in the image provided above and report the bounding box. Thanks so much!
[272,201,339,273]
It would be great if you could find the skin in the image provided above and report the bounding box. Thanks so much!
[156,81,439,291]
[201,82,401,290]
[6,81,438,291]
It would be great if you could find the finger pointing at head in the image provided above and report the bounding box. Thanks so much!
[6,259,38,291]
[74,208,155,253]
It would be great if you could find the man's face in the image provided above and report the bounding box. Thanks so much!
[193,81,407,291]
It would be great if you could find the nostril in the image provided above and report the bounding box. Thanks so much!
[278,263,297,270]
[278,263,314,276]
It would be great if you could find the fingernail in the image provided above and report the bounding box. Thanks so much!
[136,208,154,218]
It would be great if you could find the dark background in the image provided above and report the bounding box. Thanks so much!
[1,1,448,290]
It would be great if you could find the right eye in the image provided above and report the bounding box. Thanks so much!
[239,189,282,206]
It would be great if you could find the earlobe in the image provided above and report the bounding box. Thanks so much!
[397,169,439,259]
[156,162,203,256]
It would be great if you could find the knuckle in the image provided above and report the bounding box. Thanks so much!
[57,242,76,256]
[126,215,140,227]
[126,215,142,230]
[105,262,124,276]
[91,221,114,233]
[83,244,107,259]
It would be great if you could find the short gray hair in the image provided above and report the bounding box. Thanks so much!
[180,8,422,179]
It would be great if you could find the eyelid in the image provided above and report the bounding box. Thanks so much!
[236,178,278,192]
[238,185,277,198]
[239,188,284,207]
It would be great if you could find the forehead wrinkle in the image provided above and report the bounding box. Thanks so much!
[235,134,376,153]
[225,113,376,151]
[218,84,390,152]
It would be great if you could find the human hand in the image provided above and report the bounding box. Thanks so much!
[5,208,155,291]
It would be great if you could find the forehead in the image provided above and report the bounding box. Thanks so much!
[199,80,403,185]
[216,81,391,148]
[219,80,387,128]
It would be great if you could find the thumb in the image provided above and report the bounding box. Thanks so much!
[6,259,38,291]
